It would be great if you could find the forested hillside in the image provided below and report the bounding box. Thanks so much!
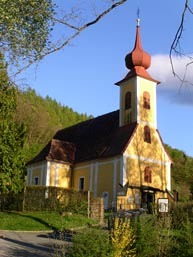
[165,145,193,201]
[15,88,193,201]
[16,87,93,162]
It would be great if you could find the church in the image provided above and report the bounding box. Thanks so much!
[26,19,173,212]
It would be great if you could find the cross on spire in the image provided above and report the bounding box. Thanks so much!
[137,8,140,26]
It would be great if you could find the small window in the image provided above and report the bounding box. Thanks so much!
[144,167,152,183]
[34,177,39,185]
[125,91,131,109]
[79,177,84,191]
[144,126,151,143]
[143,91,150,109]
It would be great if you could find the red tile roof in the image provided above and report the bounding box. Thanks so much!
[27,110,138,165]
[27,139,75,165]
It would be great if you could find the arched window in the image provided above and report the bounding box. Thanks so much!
[144,166,152,183]
[144,126,151,143]
[143,91,150,109]
[125,91,131,109]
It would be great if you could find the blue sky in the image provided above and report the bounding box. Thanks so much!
[19,0,193,157]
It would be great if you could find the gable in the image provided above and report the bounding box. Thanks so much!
[123,124,172,163]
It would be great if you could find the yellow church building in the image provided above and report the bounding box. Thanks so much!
[26,20,173,212]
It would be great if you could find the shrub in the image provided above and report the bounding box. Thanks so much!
[68,228,112,257]
[109,216,136,257]
[133,214,173,257]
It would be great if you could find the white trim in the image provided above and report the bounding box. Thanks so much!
[123,155,127,186]
[120,157,123,185]
[46,161,51,186]
[74,158,121,170]
[123,153,171,166]
[120,156,127,186]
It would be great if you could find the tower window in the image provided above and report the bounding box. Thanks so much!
[125,91,131,109]
[143,91,150,109]
[144,126,151,143]
[144,167,152,183]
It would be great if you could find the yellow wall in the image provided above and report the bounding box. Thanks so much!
[27,161,72,189]
[73,163,90,190]
[26,161,47,185]
[49,162,72,188]
[120,77,137,125]
[72,158,121,208]
[137,77,156,126]
[119,76,157,127]
[124,124,170,191]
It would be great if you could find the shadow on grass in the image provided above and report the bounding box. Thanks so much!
[4,211,58,231]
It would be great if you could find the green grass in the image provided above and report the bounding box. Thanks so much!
[0,211,96,231]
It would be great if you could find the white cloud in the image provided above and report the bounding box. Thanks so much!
[149,55,193,105]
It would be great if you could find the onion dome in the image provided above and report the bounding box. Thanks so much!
[115,19,159,86]
[125,18,151,71]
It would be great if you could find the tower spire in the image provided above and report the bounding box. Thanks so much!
[115,19,159,85]
[125,17,151,71]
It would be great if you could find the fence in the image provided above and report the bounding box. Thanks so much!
[0,186,104,222]
[23,186,104,222]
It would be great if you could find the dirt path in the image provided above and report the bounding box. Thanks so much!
[0,230,66,257]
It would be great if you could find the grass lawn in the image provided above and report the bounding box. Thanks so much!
[0,211,96,231]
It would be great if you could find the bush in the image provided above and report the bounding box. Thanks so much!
[109,216,136,257]
[68,228,112,257]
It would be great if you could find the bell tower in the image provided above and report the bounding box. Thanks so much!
[116,19,159,128]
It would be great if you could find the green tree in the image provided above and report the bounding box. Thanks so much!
[165,144,193,200]
[0,54,26,195]
[0,0,54,67]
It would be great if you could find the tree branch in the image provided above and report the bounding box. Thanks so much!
[12,0,127,76]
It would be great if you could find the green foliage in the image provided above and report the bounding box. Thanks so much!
[169,219,193,257]
[134,215,162,257]
[132,203,193,257]
[170,201,193,228]
[109,216,136,257]
[16,87,92,162]
[0,0,54,66]
[0,54,26,197]
[165,144,193,200]
[69,228,112,257]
